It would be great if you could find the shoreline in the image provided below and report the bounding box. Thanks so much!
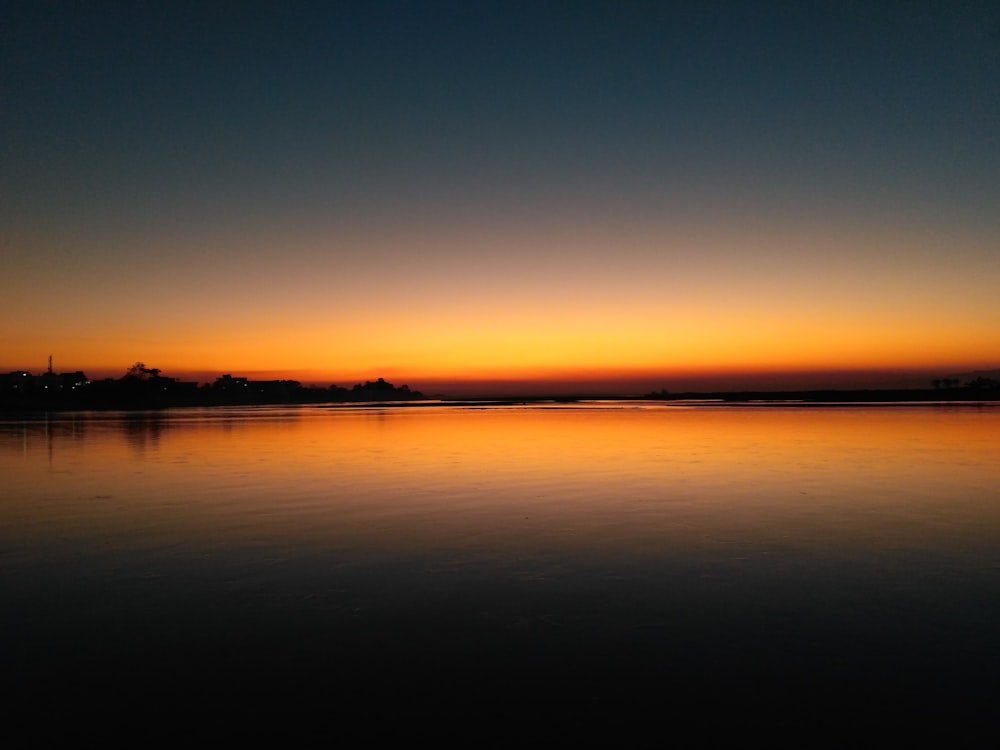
[3,391,1000,416]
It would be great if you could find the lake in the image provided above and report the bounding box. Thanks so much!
[2,403,998,740]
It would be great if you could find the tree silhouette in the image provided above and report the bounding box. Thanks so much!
[125,362,160,380]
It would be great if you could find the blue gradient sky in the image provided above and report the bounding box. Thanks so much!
[3,1,999,393]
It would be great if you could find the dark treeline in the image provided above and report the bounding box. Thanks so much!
[5,361,1000,411]
[0,363,423,411]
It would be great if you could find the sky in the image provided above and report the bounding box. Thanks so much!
[3,1,999,395]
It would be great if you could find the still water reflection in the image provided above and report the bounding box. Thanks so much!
[2,403,998,733]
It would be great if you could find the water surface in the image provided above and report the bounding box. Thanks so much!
[2,403,998,737]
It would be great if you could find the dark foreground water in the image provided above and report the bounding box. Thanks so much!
[2,403,998,740]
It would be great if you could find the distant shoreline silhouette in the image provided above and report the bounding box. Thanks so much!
[2,362,998,411]
[0,364,423,411]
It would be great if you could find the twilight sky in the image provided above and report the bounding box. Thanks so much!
[3,1,999,394]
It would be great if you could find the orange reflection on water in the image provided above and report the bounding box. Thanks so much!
[2,405,999,565]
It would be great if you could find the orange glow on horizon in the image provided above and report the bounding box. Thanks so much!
[5,205,998,393]
[10,305,997,391]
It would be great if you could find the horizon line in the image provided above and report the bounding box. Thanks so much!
[6,363,999,397]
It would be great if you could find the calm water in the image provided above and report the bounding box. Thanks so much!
[2,403,999,737]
